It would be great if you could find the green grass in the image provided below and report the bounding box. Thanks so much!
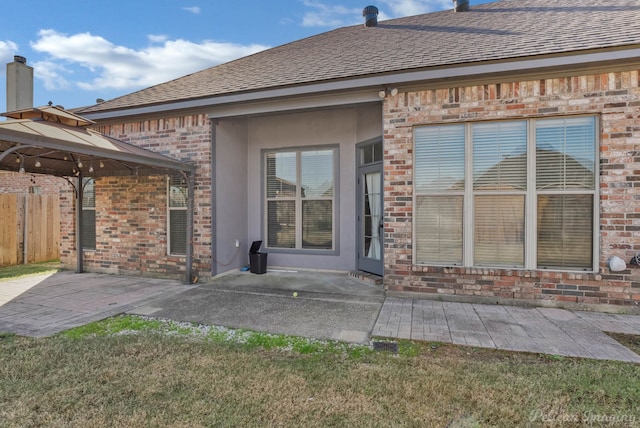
[62,316,374,358]
[1,316,639,427]
[0,261,61,281]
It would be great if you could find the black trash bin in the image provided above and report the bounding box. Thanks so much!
[249,240,267,274]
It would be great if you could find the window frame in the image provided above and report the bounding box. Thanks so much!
[413,116,599,272]
[167,173,188,256]
[81,177,96,251]
[262,145,340,255]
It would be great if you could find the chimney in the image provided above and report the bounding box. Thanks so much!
[6,55,33,112]
[453,0,470,12]
[363,5,379,27]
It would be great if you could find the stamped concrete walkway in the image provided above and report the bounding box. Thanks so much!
[0,271,187,337]
[1,271,640,363]
[373,297,640,363]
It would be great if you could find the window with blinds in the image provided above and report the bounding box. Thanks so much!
[473,121,527,267]
[265,148,335,251]
[414,116,597,271]
[414,125,465,264]
[168,173,188,255]
[82,178,96,250]
[536,117,596,269]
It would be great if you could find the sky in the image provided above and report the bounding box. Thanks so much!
[1,0,494,111]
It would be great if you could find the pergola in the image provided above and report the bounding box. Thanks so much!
[0,105,196,284]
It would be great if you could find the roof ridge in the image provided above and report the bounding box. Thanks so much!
[79,0,640,116]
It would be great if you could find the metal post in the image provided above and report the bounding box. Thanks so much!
[75,173,84,273]
[185,171,195,284]
[23,195,28,264]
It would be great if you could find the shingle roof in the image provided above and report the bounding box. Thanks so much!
[78,0,640,114]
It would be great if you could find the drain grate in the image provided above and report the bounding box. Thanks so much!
[372,341,399,354]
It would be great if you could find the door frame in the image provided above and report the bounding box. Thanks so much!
[356,139,384,276]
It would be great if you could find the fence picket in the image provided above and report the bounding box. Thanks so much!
[0,193,60,266]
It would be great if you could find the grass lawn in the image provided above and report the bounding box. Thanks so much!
[0,261,61,281]
[0,316,639,427]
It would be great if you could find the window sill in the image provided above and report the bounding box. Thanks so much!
[266,248,339,257]
[411,264,598,277]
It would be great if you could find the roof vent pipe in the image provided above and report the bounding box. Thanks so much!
[453,0,470,12]
[363,5,379,27]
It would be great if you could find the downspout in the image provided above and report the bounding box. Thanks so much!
[210,121,218,277]
[185,170,195,284]
[76,173,84,273]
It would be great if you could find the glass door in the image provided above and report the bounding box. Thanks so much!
[357,141,383,276]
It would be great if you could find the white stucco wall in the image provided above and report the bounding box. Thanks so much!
[215,119,249,274]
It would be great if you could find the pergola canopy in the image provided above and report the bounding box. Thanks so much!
[0,105,194,177]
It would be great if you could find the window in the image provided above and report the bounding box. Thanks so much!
[168,173,187,255]
[536,118,596,269]
[473,121,527,266]
[82,178,96,250]
[415,125,465,264]
[265,148,335,250]
[414,116,596,271]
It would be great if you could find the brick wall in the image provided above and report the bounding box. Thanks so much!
[0,171,70,194]
[60,114,212,280]
[383,70,640,311]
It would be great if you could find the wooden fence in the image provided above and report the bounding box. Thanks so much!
[0,193,60,266]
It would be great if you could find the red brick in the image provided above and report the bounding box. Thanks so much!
[383,69,640,309]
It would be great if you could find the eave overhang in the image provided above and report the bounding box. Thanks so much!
[81,46,640,122]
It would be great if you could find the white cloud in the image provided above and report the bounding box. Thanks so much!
[183,6,201,14]
[301,0,451,27]
[30,29,269,91]
[379,0,451,16]
[0,40,19,74]
[148,34,168,43]
[301,1,361,27]
[32,60,71,91]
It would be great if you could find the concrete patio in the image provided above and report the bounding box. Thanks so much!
[0,271,188,337]
[0,270,639,363]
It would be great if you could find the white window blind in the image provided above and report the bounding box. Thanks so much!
[267,152,297,248]
[414,125,465,264]
[82,178,96,250]
[168,173,187,255]
[473,121,527,267]
[536,117,596,269]
[414,116,596,271]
